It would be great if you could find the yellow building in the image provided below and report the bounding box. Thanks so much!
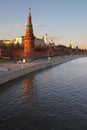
[14,36,24,45]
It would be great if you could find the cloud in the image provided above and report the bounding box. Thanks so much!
[49,36,63,39]
[15,23,26,27]
[15,23,44,27]
[33,24,44,27]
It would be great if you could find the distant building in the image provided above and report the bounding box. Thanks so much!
[44,33,48,44]
[14,36,24,45]
[0,40,3,44]
[2,40,13,44]
[14,35,47,47]
[34,37,47,47]
[49,38,55,47]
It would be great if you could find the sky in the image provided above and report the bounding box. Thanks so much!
[0,0,87,48]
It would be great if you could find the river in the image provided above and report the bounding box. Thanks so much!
[0,57,87,130]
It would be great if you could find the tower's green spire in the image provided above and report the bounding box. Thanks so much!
[28,8,31,17]
[26,8,33,30]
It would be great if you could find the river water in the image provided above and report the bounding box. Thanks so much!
[0,57,87,130]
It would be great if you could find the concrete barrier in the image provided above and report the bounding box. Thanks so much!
[0,55,86,84]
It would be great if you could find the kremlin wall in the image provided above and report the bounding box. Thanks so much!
[0,9,87,61]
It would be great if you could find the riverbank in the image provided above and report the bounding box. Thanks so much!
[0,55,86,84]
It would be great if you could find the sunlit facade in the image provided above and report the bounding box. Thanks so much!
[14,36,24,45]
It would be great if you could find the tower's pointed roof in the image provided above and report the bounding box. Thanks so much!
[25,8,34,39]
[28,8,31,17]
[26,8,33,30]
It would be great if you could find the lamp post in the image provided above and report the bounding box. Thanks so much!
[0,48,2,58]
[48,42,52,61]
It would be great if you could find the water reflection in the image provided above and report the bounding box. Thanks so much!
[21,76,35,109]
[23,77,34,93]
[1,58,87,129]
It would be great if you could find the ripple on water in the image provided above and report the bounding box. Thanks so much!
[1,58,87,129]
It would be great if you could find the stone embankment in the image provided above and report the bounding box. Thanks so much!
[0,55,86,84]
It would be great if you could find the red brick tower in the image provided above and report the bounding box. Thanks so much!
[24,8,35,61]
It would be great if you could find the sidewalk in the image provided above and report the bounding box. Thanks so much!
[0,55,86,84]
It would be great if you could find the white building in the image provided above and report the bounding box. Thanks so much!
[44,33,48,44]
[34,37,47,47]
[14,36,24,45]
[3,40,13,44]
